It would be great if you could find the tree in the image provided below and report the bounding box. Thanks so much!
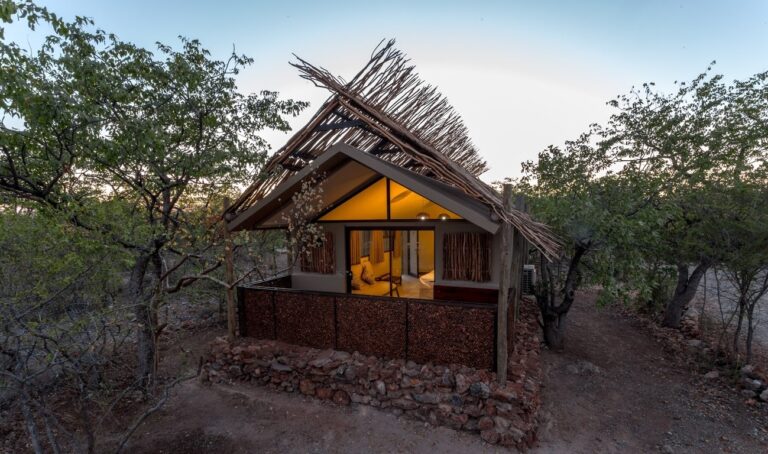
[0,1,307,386]
[517,66,768,346]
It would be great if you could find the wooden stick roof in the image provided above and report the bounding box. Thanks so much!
[228,40,560,258]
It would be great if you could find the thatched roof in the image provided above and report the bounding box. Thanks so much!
[228,40,560,258]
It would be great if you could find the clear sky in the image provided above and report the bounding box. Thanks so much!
[6,1,768,182]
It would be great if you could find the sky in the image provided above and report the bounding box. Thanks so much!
[6,0,768,182]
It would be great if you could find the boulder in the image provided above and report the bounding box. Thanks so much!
[470,382,491,399]
[332,390,351,406]
[316,387,334,400]
[455,374,470,393]
[480,429,500,444]
[477,416,495,431]
[299,379,316,396]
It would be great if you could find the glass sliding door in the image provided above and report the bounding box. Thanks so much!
[348,229,434,300]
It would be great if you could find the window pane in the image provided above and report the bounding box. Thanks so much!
[320,178,388,221]
[388,181,461,220]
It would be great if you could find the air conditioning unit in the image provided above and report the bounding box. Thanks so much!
[521,265,536,295]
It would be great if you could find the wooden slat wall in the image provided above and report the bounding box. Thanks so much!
[300,232,335,274]
[443,232,492,282]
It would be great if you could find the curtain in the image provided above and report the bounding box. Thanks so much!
[443,232,491,282]
[370,230,385,263]
[300,232,335,274]
[349,231,361,265]
[393,231,402,259]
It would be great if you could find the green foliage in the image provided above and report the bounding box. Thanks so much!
[517,66,768,310]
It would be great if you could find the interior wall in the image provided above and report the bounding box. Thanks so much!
[408,231,418,276]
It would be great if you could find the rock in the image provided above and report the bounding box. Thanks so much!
[478,416,495,431]
[309,357,332,368]
[270,361,293,373]
[375,380,387,396]
[500,428,525,446]
[333,351,351,361]
[687,339,703,348]
[455,374,470,393]
[228,365,242,377]
[332,390,351,406]
[392,398,419,411]
[661,444,674,454]
[469,382,491,399]
[441,370,455,387]
[480,429,500,444]
[493,416,511,430]
[413,393,440,404]
[741,377,763,391]
[741,364,756,377]
[491,387,518,402]
[450,394,463,407]
[299,379,315,396]
[760,389,768,402]
[316,387,333,400]
[703,371,719,379]
[741,389,757,398]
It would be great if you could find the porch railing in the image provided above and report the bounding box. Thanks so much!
[237,285,496,370]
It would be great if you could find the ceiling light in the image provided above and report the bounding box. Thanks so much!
[438,213,450,221]
[417,212,429,221]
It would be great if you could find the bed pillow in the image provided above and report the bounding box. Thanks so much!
[361,261,376,285]
[351,276,363,290]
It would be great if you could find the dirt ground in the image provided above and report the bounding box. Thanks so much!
[124,291,768,453]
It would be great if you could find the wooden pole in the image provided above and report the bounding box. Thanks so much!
[497,184,514,385]
[223,198,237,341]
[509,195,527,347]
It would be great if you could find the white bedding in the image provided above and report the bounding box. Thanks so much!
[419,270,435,287]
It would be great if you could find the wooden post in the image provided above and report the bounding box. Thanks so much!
[497,184,514,385]
[223,198,237,341]
[509,195,527,346]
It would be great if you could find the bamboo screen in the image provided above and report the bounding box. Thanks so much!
[442,232,492,282]
[300,232,335,274]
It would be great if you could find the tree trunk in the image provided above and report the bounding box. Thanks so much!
[745,302,756,364]
[128,253,154,387]
[542,312,566,351]
[19,388,43,454]
[662,261,709,328]
[732,299,745,358]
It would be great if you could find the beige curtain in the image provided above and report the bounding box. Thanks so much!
[371,230,384,263]
[393,231,402,259]
[349,231,361,265]
[443,232,491,282]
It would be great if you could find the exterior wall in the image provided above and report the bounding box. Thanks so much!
[290,223,346,293]
[239,286,496,370]
[434,221,501,290]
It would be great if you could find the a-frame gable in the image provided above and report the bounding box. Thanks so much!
[227,144,499,233]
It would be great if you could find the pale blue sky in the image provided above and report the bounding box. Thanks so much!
[6,1,768,181]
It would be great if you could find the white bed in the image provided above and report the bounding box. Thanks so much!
[419,270,435,287]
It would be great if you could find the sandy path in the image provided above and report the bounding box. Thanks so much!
[535,291,768,453]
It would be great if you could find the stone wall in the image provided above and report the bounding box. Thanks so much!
[202,300,543,449]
